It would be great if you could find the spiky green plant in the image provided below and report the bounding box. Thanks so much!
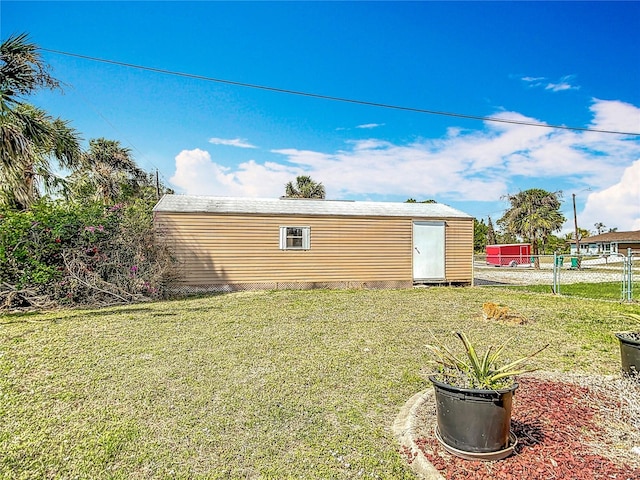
[427,331,548,390]
[616,313,640,342]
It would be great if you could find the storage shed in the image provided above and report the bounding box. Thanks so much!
[153,195,474,292]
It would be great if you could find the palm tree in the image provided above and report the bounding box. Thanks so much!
[0,33,81,209]
[68,138,147,204]
[0,103,81,210]
[0,33,60,107]
[284,175,326,199]
[498,189,565,268]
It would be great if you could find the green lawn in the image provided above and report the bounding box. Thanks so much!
[1,288,639,479]
[508,281,634,301]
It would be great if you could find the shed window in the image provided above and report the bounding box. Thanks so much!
[279,226,310,250]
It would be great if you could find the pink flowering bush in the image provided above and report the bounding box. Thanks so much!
[0,199,175,309]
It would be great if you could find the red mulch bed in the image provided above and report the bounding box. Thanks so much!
[414,377,639,479]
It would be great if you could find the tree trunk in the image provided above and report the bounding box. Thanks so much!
[531,233,540,269]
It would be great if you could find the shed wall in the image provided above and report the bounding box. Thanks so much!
[154,212,473,290]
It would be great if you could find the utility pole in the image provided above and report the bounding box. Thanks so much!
[572,188,591,269]
[156,169,161,200]
[572,193,579,256]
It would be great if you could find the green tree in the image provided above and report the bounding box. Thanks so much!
[0,198,175,309]
[486,216,497,245]
[284,175,325,199]
[498,189,566,267]
[0,33,58,110]
[544,233,570,254]
[0,33,81,209]
[138,170,175,204]
[405,198,436,203]
[577,228,590,241]
[473,218,488,253]
[495,231,517,245]
[68,138,147,204]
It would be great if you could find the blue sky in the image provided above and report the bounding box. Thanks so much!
[3,1,640,232]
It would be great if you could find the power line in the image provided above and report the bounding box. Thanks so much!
[42,47,640,137]
[67,83,173,186]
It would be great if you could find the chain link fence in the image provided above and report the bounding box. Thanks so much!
[474,249,638,302]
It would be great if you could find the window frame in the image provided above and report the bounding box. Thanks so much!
[279,226,311,250]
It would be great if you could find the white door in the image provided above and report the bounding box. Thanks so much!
[412,221,445,281]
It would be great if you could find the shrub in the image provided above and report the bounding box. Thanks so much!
[0,199,175,310]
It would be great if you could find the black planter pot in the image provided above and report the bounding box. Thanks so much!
[429,375,517,454]
[615,332,640,376]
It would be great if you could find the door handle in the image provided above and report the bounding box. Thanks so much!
[415,247,420,254]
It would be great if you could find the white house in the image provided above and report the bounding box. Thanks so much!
[569,230,640,256]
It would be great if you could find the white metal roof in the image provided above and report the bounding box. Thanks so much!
[153,195,472,218]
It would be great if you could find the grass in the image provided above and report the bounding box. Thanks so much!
[507,281,635,301]
[1,288,639,479]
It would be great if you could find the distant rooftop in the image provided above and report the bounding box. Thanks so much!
[576,230,640,243]
[153,195,472,218]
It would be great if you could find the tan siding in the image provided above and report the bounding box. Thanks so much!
[444,217,474,282]
[155,212,473,288]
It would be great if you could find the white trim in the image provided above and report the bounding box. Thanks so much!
[279,226,311,250]
[412,221,446,281]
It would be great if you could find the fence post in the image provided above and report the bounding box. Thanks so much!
[553,252,559,295]
[621,248,632,302]
[626,248,633,302]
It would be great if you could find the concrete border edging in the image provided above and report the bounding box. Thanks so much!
[392,389,445,480]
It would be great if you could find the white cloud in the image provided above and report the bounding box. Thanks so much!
[521,76,546,83]
[171,149,237,195]
[581,160,640,232]
[208,137,257,149]
[589,99,640,134]
[335,123,385,131]
[519,76,546,88]
[274,135,509,201]
[545,82,574,92]
[519,74,579,92]
[171,100,640,229]
[170,148,297,197]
